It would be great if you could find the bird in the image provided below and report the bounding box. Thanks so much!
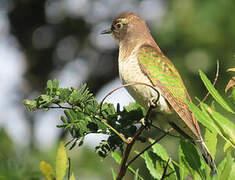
[101,12,217,174]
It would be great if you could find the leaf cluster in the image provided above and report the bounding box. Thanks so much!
[23,79,146,158]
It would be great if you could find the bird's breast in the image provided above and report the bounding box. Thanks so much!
[118,53,171,113]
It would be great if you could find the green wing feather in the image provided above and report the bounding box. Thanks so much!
[138,45,187,103]
[137,45,201,139]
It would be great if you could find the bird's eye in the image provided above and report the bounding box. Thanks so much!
[116,23,123,29]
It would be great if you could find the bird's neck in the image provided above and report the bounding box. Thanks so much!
[118,32,161,62]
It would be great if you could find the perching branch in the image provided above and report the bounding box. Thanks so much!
[116,99,157,180]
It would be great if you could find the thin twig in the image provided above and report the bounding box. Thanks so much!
[198,60,219,106]
[126,128,174,168]
[49,106,71,110]
[160,158,171,180]
[150,124,183,139]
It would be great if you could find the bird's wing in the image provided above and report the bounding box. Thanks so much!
[137,44,201,139]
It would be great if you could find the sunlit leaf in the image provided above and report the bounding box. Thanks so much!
[150,141,169,162]
[220,150,232,180]
[199,70,234,113]
[40,161,54,180]
[111,168,116,180]
[204,128,217,159]
[218,158,226,176]
[69,173,76,180]
[134,169,139,180]
[204,128,217,177]
[187,101,217,132]
[228,162,235,180]
[56,141,68,180]
[205,105,235,148]
[144,151,159,179]
[224,142,232,152]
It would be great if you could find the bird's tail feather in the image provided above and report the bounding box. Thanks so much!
[196,139,217,175]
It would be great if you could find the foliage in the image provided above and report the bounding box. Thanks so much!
[40,141,74,180]
[23,79,146,158]
[23,68,235,180]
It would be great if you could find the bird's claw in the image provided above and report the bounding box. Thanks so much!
[141,117,152,130]
[148,97,158,108]
[141,98,157,129]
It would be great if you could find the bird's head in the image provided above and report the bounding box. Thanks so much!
[101,12,149,43]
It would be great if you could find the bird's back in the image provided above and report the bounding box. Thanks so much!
[137,44,201,140]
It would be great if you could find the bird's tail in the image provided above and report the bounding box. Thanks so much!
[195,138,217,175]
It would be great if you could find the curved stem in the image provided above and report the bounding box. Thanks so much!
[99,82,160,118]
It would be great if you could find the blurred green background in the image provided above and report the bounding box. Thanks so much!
[0,0,234,179]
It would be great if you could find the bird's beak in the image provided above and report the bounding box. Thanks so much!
[101,29,112,35]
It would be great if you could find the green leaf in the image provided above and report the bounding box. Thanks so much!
[59,88,72,101]
[69,173,76,180]
[151,142,169,162]
[228,161,235,180]
[218,158,226,176]
[220,150,232,180]
[53,79,59,90]
[47,80,53,92]
[205,104,235,148]
[134,169,139,180]
[191,101,235,148]
[204,128,217,177]
[179,145,189,180]
[111,168,117,180]
[224,142,232,152]
[150,141,176,178]
[137,149,176,180]
[199,102,220,133]
[56,141,68,180]
[204,128,217,159]
[40,161,54,180]
[187,101,217,133]
[144,151,160,179]
[199,70,234,113]
[23,99,37,111]
[180,140,204,179]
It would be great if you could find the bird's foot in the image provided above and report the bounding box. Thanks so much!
[141,98,157,129]
[141,117,152,130]
[148,97,158,109]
